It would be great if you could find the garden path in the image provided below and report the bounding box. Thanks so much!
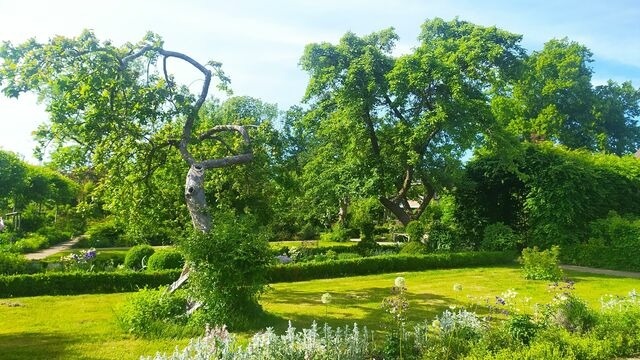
[561,264,640,279]
[23,235,84,260]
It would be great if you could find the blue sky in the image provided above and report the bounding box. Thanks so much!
[1,0,639,162]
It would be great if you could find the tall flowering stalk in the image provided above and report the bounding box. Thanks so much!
[382,276,409,359]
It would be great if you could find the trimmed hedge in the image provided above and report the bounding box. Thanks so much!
[561,245,640,272]
[267,251,516,283]
[0,270,180,298]
[0,251,516,297]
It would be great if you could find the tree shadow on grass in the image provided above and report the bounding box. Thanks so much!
[0,332,79,360]
[260,286,457,333]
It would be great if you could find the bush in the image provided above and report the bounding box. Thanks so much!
[298,223,318,241]
[399,241,428,255]
[268,251,516,283]
[11,234,49,253]
[181,210,272,330]
[0,252,28,275]
[482,222,522,251]
[147,249,184,270]
[548,294,597,333]
[520,246,563,281]
[0,270,181,297]
[320,223,350,242]
[405,221,425,242]
[124,245,155,270]
[85,218,126,248]
[117,287,193,337]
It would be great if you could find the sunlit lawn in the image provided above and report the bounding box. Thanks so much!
[1,266,639,359]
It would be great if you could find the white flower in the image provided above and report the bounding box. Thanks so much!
[453,283,463,292]
[394,277,406,289]
[321,293,332,304]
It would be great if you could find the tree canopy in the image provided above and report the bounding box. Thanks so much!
[298,18,526,225]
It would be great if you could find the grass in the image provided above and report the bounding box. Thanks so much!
[262,266,640,331]
[0,293,188,360]
[1,266,638,359]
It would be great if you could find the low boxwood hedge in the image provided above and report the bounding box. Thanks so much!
[267,251,516,283]
[0,251,515,297]
[0,270,181,297]
[561,245,640,272]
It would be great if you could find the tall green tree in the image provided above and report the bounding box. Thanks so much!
[494,38,640,154]
[299,18,525,225]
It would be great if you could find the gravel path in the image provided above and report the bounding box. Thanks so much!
[23,236,84,260]
[561,264,640,279]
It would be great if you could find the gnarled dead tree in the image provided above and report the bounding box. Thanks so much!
[120,46,253,294]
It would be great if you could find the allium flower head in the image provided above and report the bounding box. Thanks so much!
[321,293,332,304]
[394,277,406,289]
[453,283,463,292]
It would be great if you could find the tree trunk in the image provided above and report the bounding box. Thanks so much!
[184,164,211,233]
[379,197,411,226]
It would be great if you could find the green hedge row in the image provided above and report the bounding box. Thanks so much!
[0,270,181,297]
[561,245,640,272]
[267,251,516,283]
[0,251,515,298]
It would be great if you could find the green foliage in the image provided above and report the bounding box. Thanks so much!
[349,197,384,242]
[181,211,272,330]
[85,218,127,248]
[319,223,350,242]
[268,251,516,283]
[146,249,184,271]
[9,233,49,253]
[507,314,539,345]
[0,270,181,297]
[117,288,193,338]
[520,246,563,281]
[405,220,425,243]
[399,241,428,255]
[0,252,28,275]
[458,143,640,247]
[482,222,522,251]
[561,243,640,271]
[297,223,318,240]
[124,245,155,271]
[298,18,525,225]
[545,294,597,333]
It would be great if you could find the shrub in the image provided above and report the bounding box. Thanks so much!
[546,294,597,333]
[11,234,49,253]
[399,241,428,255]
[268,251,516,283]
[507,314,539,344]
[117,287,193,337]
[405,220,425,242]
[181,210,272,330]
[0,270,181,297]
[298,223,318,241]
[124,245,155,270]
[482,222,522,251]
[85,218,126,248]
[520,246,563,281]
[147,249,184,270]
[37,226,72,246]
[320,223,350,242]
[0,252,28,275]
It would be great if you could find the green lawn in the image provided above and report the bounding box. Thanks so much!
[1,266,638,359]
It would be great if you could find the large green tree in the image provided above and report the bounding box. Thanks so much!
[494,38,640,154]
[299,18,525,225]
